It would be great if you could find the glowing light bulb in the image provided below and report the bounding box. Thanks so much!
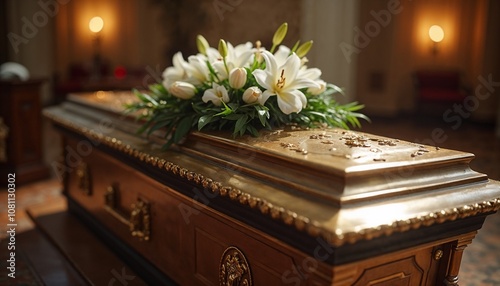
[429,25,444,43]
[89,17,104,33]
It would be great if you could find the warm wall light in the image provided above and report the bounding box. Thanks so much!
[89,16,104,33]
[429,25,444,56]
[429,25,444,43]
[89,16,104,80]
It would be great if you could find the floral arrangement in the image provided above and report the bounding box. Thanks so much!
[127,23,367,148]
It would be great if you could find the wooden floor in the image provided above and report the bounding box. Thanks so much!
[1,115,499,285]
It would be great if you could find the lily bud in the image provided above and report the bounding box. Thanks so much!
[255,40,263,63]
[168,81,197,99]
[307,80,326,95]
[196,35,209,55]
[242,86,262,104]
[218,39,228,58]
[272,23,288,47]
[296,40,313,58]
[291,40,300,53]
[228,68,247,89]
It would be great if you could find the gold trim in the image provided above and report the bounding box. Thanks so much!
[105,185,118,209]
[76,163,91,196]
[44,111,500,247]
[130,198,151,242]
[219,246,252,286]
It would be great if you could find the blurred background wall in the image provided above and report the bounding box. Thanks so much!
[2,0,499,124]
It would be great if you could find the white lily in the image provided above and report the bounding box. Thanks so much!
[184,54,210,85]
[202,82,230,106]
[228,67,247,89]
[204,47,221,63]
[273,45,291,66]
[252,51,319,114]
[169,81,197,99]
[242,86,262,104]
[162,52,188,89]
[212,42,254,80]
[270,46,326,95]
[298,67,326,95]
[307,79,326,95]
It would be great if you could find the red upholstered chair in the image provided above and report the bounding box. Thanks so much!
[413,70,470,115]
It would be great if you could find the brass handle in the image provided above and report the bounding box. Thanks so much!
[76,163,91,196]
[434,249,444,260]
[104,185,151,242]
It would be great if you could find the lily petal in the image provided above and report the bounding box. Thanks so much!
[299,67,322,80]
[258,90,275,105]
[202,83,229,106]
[260,51,278,76]
[281,52,301,84]
[284,76,319,91]
[274,45,290,66]
[277,89,306,114]
[252,69,273,90]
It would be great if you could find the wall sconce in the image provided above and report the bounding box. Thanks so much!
[89,16,104,34]
[428,25,444,55]
[89,16,104,79]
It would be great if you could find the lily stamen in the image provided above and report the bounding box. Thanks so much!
[277,69,286,89]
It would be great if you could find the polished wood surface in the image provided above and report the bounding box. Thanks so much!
[42,92,500,285]
[59,135,489,285]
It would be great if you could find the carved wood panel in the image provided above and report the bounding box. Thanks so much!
[352,256,424,286]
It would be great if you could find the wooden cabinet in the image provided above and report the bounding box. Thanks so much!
[0,79,49,184]
[44,92,500,285]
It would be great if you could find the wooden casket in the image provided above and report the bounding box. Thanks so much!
[43,91,500,286]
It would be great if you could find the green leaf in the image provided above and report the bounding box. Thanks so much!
[198,115,214,130]
[173,116,193,144]
[256,106,269,126]
[246,124,259,137]
[149,83,167,97]
[206,60,220,82]
[147,120,170,135]
[136,113,159,134]
[223,114,241,120]
[228,103,239,111]
[215,102,233,116]
[139,92,160,106]
[234,114,248,136]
